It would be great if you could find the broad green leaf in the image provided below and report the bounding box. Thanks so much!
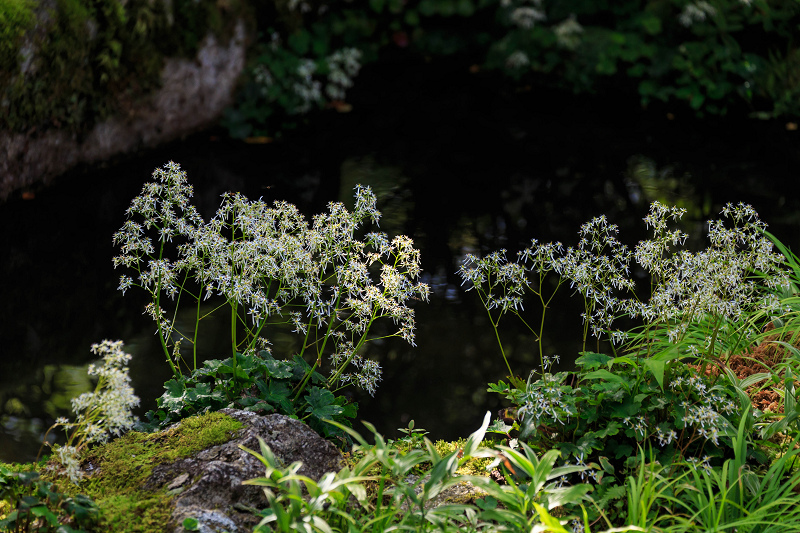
[263,358,293,379]
[643,358,666,390]
[306,387,344,420]
[257,380,294,415]
[585,369,629,390]
[575,352,612,370]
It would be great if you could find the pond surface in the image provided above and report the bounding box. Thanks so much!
[2,59,800,462]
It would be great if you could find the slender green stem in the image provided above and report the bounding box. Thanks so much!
[153,240,181,380]
[193,285,203,371]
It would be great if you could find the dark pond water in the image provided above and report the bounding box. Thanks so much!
[3,58,800,463]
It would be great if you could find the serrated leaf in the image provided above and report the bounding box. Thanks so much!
[306,386,344,420]
[263,358,293,379]
[163,379,184,398]
[257,380,294,415]
[334,396,358,419]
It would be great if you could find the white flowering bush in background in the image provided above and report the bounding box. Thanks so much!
[42,340,139,484]
[113,162,429,399]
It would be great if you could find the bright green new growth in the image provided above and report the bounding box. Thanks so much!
[113,161,429,399]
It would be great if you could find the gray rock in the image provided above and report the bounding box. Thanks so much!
[143,409,345,533]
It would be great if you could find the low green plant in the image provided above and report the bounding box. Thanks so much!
[239,412,597,532]
[390,419,430,452]
[140,350,356,442]
[114,162,429,432]
[0,466,99,533]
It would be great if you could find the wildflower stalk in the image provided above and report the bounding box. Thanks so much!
[40,341,140,484]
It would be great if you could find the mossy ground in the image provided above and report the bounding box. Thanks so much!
[2,411,243,532]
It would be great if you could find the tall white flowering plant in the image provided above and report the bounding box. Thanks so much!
[459,201,788,381]
[459,201,791,484]
[113,162,429,401]
[40,340,140,484]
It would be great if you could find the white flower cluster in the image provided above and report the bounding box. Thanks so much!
[517,371,575,429]
[325,48,363,101]
[71,340,140,439]
[52,340,140,483]
[459,201,789,353]
[554,14,584,50]
[679,1,716,27]
[502,0,546,29]
[114,162,429,396]
[671,374,736,446]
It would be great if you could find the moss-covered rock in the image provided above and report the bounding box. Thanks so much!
[1,0,251,135]
[35,409,344,533]
[0,0,252,200]
[36,411,243,532]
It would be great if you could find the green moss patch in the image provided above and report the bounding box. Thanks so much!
[42,411,243,533]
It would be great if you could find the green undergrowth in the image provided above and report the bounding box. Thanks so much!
[42,411,243,532]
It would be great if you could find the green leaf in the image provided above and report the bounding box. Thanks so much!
[585,369,627,384]
[334,396,358,419]
[575,352,612,370]
[183,517,200,531]
[639,14,662,35]
[613,444,633,459]
[305,387,344,420]
[643,358,666,390]
[163,379,184,398]
[263,358,293,379]
[369,0,384,13]
[257,380,294,415]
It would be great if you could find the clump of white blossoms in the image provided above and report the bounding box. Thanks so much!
[45,340,140,484]
[113,162,429,397]
[459,201,789,367]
